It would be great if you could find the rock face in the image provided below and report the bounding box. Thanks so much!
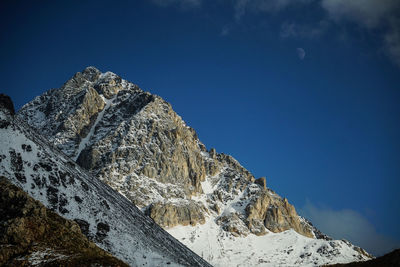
[0,101,211,267]
[0,176,128,267]
[147,201,208,227]
[17,67,372,266]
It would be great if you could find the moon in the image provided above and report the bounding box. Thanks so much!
[296,48,306,60]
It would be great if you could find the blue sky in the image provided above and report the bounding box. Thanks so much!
[1,0,400,256]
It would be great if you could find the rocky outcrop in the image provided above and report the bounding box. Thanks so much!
[0,176,128,267]
[255,177,266,190]
[147,200,208,227]
[245,190,313,237]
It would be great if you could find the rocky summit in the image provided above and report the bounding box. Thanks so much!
[17,66,372,266]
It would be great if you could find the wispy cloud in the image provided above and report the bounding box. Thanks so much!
[384,18,400,67]
[151,0,202,9]
[300,200,400,256]
[280,21,328,39]
[320,0,400,66]
[277,0,400,67]
[150,0,400,67]
[321,0,398,28]
[234,0,312,21]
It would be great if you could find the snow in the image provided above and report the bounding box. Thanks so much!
[168,216,369,267]
[200,177,214,195]
[175,173,370,267]
[24,249,69,266]
[73,94,115,160]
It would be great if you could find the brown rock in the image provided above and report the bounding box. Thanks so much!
[255,177,267,190]
[246,192,314,237]
[147,201,207,227]
[217,213,250,237]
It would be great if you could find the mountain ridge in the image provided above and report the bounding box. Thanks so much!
[16,66,372,266]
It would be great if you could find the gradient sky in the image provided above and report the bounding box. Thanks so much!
[1,0,400,256]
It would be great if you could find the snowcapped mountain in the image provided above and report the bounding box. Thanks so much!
[0,94,211,267]
[17,67,372,266]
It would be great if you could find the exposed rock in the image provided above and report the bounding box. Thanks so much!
[216,212,250,237]
[245,191,313,237]
[255,177,267,190]
[0,176,128,267]
[147,201,207,227]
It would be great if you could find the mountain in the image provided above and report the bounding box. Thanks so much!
[0,176,128,267]
[0,94,211,266]
[17,67,372,266]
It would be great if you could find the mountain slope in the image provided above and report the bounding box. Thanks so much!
[0,94,211,267]
[0,176,128,267]
[325,249,400,267]
[18,67,372,266]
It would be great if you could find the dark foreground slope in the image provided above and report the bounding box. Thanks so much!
[0,177,128,267]
[0,94,211,266]
[325,249,400,267]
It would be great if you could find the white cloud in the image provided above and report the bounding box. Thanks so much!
[321,0,398,28]
[383,19,400,67]
[320,0,400,67]
[299,200,400,256]
[151,0,201,9]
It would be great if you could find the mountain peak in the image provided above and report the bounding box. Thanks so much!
[83,65,100,72]
[79,66,119,86]
[81,65,101,77]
